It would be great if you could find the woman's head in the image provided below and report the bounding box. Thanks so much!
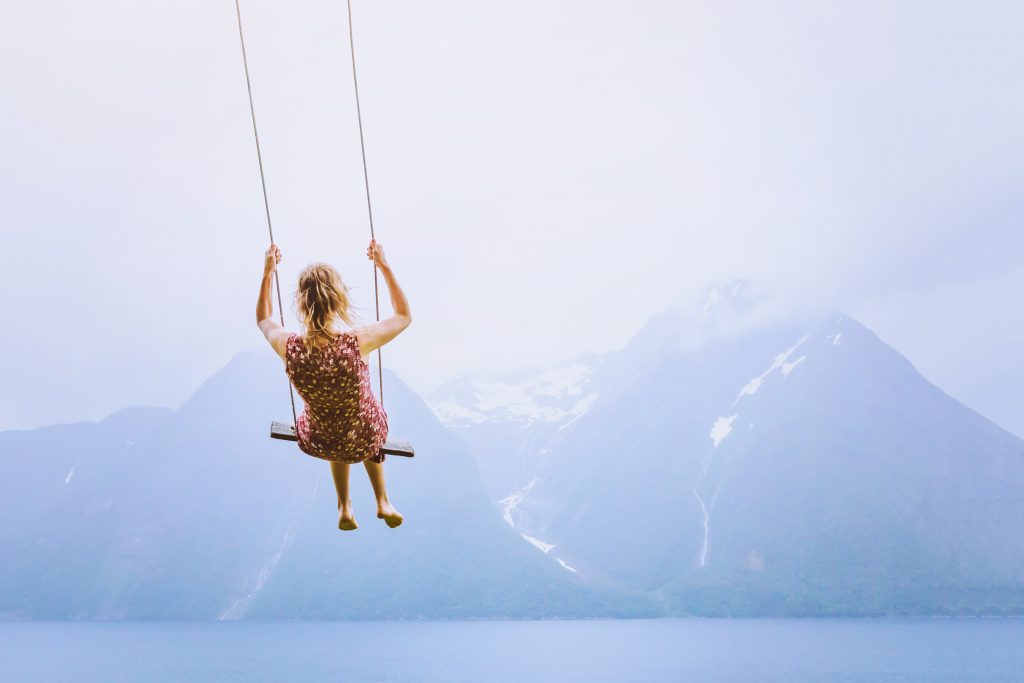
[295,263,354,347]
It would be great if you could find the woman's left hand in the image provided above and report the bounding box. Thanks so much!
[264,243,281,275]
[367,239,389,270]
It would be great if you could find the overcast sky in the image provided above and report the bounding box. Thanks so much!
[2,0,1022,436]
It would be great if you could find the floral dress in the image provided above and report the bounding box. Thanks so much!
[285,331,388,463]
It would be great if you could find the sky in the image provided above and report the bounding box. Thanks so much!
[2,0,1022,436]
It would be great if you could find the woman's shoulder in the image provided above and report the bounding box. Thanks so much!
[285,332,305,354]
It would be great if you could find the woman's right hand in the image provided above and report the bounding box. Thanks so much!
[264,243,281,275]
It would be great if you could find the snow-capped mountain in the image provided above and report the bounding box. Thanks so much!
[5,282,1023,617]
[0,352,647,619]
[428,360,600,501]
[442,285,1024,615]
[430,363,599,428]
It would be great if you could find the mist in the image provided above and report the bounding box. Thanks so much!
[2,0,1022,434]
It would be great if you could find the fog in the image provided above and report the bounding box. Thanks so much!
[2,0,1022,434]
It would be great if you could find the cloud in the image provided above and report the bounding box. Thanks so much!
[2,0,1022,429]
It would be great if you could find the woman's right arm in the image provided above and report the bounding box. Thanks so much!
[257,244,290,362]
[356,240,412,356]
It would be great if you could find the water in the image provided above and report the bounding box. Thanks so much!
[1,619,1022,682]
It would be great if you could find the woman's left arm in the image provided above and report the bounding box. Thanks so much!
[257,244,290,362]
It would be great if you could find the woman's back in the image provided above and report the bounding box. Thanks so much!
[285,331,388,463]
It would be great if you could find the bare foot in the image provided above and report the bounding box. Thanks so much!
[376,501,403,528]
[338,502,358,531]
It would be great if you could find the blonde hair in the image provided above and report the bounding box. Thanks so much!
[294,263,355,348]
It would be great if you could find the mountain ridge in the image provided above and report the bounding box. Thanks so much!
[434,295,1024,615]
[4,295,1023,618]
[0,350,652,620]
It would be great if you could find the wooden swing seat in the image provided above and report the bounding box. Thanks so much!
[270,421,415,458]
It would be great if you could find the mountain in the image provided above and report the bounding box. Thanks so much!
[0,351,650,619]
[434,286,1024,615]
[7,286,1024,618]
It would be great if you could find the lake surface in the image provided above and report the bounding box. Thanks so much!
[1,619,1022,682]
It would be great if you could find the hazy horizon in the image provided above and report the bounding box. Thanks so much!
[2,0,1022,436]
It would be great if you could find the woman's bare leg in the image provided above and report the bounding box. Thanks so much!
[363,459,403,528]
[330,461,358,531]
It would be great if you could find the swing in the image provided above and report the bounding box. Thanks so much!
[235,0,414,459]
[270,422,414,457]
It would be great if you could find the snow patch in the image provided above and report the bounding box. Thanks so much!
[520,534,555,553]
[736,376,765,400]
[555,558,578,573]
[64,461,79,485]
[733,336,808,405]
[496,479,537,527]
[694,490,710,567]
[693,337,809,569]
[701,282,746,318]
[710,415,738,447]
[781,356,807,375]
[828,332,843,346]
[520,532,577,574]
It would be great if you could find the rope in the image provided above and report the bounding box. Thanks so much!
[345,0,385,405]
[233,0,298,423]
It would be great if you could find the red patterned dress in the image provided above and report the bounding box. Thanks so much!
[285,331,388,463]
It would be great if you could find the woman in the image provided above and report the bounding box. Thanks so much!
[256,239,411,531]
